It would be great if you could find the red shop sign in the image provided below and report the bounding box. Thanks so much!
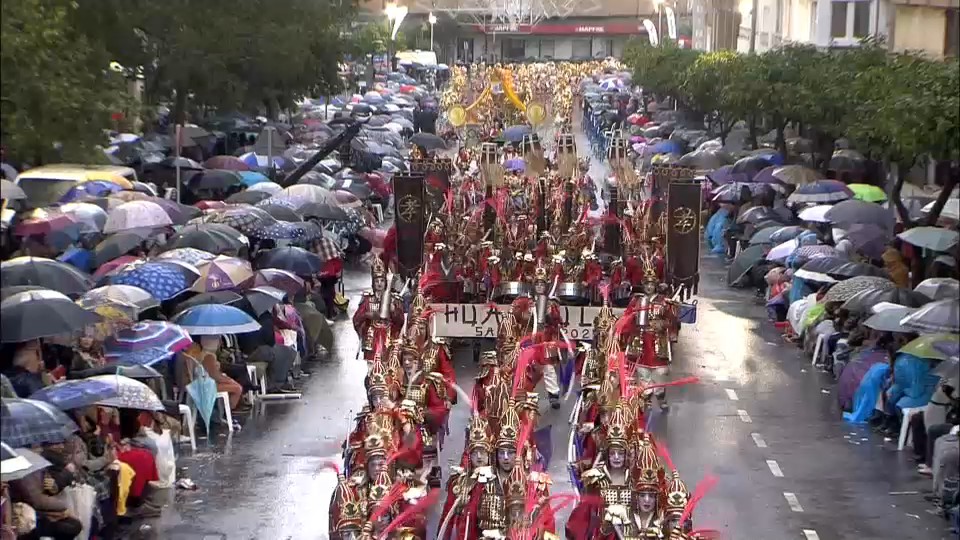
[472,23,646,35]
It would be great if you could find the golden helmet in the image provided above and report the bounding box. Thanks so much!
[333,476,366,531]
[368,469,395,504]
[368,359,389,395]
[504,463,528,504]
[605,403,629,449]
[664,468,690,518]
[497,400,521,449]
[372,256,387,280]
[364,431,389,459]
[630,437,664,493]
[467,414,494,453]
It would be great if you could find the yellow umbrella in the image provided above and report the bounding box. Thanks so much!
[80,172,134,189]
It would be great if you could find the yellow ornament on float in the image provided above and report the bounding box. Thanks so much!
[526,101,546,126]
[448,105,467,127]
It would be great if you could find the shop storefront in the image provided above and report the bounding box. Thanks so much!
[456,20,650,62]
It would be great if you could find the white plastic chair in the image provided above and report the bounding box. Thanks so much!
[897,407,925,451]
[177,404,196,451]
[215,391,234,432]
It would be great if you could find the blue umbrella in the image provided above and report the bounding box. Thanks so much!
[238,171,270,186]
[787,180,855,204]
[706,165,748,186]
[173,304,261,335]
[248,221,309,240]
[1,398,78,447]
[650,140,682,155]
[184,357,218,434]
[30,378,119,410]
[257,246,325,276]
[104,321,193,356]
[504,158,524,172]
[106,347,175,367]
[59,181,125,203]
[503,125,531,143]
[108,261,192,300]
[239,152,286,170]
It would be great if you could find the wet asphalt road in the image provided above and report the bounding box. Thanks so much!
[153,251,953,540]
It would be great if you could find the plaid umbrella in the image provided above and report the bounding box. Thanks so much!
[900,298,960,334]
[108,261,192,300]
[30,377,119,410]
[1,398,78,447]
[104,321,193,356]
[822,276,894,303]
[312,236,342,262]
[154,247,217,267]
[80,285,160,312]
[191,255,254,292]
[192,206,274,233]
[252,268,305,296]
[1,256,94,296]
[787,180,854,204]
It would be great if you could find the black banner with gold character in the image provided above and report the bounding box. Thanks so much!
[665,173,702,299]
[393,173,426,279]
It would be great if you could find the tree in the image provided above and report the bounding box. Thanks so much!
[1,0,129,164]
[623,41,698,106]
[681,51,742,143]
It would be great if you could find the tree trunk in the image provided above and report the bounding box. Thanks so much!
[774,116,788,159]
[889,162,915,228]
[923,165,959,227]
[173,87,188,126]
[747,113,759,150]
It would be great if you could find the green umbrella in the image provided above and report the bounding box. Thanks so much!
[898,333,959,361]
[848,183,887,203]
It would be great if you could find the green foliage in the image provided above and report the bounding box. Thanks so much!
[623,40,697,102]
[1,0,129,164]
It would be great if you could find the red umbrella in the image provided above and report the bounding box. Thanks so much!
[203,156,250,171]
[194,200,228,211]
[14,210,75,237]
[93,255,141,279]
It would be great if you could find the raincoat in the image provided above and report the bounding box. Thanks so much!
[887,353,939,410]
[843,361,891,423]
[705,207,730,254]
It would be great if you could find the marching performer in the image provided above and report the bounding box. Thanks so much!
[354,258,404,362]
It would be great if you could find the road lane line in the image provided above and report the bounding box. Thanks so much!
[783,492,804,512]
[737,409,753,423]
[751,433,767,448]
[802,530,821,540]
[766,459,784,477]
[725,388,739,401]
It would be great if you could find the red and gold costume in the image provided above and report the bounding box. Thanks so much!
[354,258,404,361]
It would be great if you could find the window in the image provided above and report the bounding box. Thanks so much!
[831,2,848,38]
[947,9,959,57]
[853,2,870,37]
[540,39,555,59]
[502,38,525,60]
[595,39,613,58]
[571,39,591,59]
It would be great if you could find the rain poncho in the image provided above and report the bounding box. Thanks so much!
[843,361,891,423]
[705,207,730,254]
[788,275,814,306]
[888,352,939,410]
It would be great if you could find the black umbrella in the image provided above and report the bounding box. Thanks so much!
[258,204,302,222]
[748,226,787,245]
[299,202,349,221]
[336,182,372,199]
[727,244,770,287]
[147,197,202,225]
[1,289,103,343]
[0,257,93,296]
[257,246,324,276]
[164,224,246,255]
[799,256,848,275]
[174,290,243,314]
[188,169,244,191]
[68,363,163,380]
[827,261,889,280]
[244,286,286,315]
[737,206,778,224]
[841,287,929,313]
[93,230,154,267]
[225,190,273,205]
[769,226,806,244]
[158,156,204,170]
[410,133,447,151]
[730,155,772,180]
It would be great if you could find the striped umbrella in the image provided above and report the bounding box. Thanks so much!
[786,180,854,204]
[1,398,78,447]
[103,321,193,357]
[252,268,305,296]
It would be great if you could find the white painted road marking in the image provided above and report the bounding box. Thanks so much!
[751,433,767,448]
[737,409,753,423]
[766,460,784,477]
[802,530,821,540]
[725,388,739,401]
[784,492,804,512]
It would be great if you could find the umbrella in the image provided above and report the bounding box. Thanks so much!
[294,301,334,351]
[70,363,163,379]
[410,133,447,151]
[257,246,325,276]
[1,444,52,482]
[830,150,866,172]
[59,181,125,203]
[1,398,78,447]
[768,226,806,244]
[225,190,272,205]
[900,298,960,334]
[299,202,349,221]
[799,256,848,275]
[848,183,887,203]
[188,169,244,191]
[154,247,216,267]
[677,150,731,170]
[914,277,960,301]
[840,225,891,260]
[108,261,192,300]
[80,285,159,312]
[837,349,888,411]
[750,226,789,245]
[251,268,304,295]
[0,285,46,302]
[93,375,165,411]
[238,171,272,187]
[0,289,103,343]
[503,125,532,142]
[104,321,193,356]
[863,305,917,333]
[897,226,959,252]
[184,356,217,434]
[239,152,285,169]
[193,206,274,232]
[173,304,261,335]
[765,238,801,261]
[771,165,822,186]
[1,179,26,200]
[103,201,172,233]
[790,244,839,264]
[787,180,854,205]
[164,223,248,255]
[827,261,888,279]
[258,203,303,222]
[706,165,748,185]
[824,199,894,230]
[102,348,173,368]
[203,156,250,171]
[110,191,150,203]
[921,198,960,222]
[1,256,93,296]
[158,156,204,170]
[92,230,154,267]
[59,202,108,233]
[730,155,773,179]
[899,334,960,361]
[727,244,770,286]
[191,255,254,292]
[175,290,243,313]
[822,276,895,303]
[840,287,929,313]
[276,184,333,205]
[14,208,76,237]
[797,205,832,223]
[248,220,310,241]
[244,286,286,315]
[146,197,201,225]
[30,377,120,410]
[737,206,779,225]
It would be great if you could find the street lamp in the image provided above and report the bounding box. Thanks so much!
[384,2,408,71]
[428,12,437,52]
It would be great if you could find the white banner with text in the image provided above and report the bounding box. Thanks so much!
[429,303,625,340]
